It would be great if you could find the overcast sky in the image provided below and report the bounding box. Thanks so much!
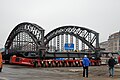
[0,0,120,48]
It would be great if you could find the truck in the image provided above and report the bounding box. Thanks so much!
[0,52,3,72]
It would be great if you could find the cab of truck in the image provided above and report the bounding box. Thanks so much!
[0,52,3,72]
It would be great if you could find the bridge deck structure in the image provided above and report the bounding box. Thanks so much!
[4,22,101,60]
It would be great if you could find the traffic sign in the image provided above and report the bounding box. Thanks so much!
[64,43,74,50]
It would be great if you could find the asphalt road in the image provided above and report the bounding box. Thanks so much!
[0,64,82,80]
[0,64,120,80]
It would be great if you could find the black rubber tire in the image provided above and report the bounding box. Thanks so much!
[34,61,38,68]
[0,68,2,72]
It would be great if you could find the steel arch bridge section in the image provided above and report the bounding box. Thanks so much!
[44,26,99,52]
[5,22,45,54]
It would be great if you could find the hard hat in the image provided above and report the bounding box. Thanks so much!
[84,55,87,57]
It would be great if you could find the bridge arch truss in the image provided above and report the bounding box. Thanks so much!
[5,22,45,54]
[4,23,100,58]
[44,26,99,52]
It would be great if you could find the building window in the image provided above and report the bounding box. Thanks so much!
[114,47,117,50]
[115,42,117,46]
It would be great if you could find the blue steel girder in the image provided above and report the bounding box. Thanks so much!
[5,22,45,50]
[44,26,99,51]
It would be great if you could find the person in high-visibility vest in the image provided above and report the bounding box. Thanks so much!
[0,52,3,72]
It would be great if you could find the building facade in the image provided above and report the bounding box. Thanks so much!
[99,41,108,51]
[100,31,120,53]
[108,31,120,52]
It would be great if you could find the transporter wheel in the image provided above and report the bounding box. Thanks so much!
[0,68,2,72]
[70,62,73,67]
[66,62,69,67]
[52,62,55,67]
[98,61,101,66]
[34,61,38,67]
[59,62,63,67]
[64,63,66,67]
[45,62,48,67]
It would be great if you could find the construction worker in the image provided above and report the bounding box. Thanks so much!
[82,55,90,78]
[0,52,3,72]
